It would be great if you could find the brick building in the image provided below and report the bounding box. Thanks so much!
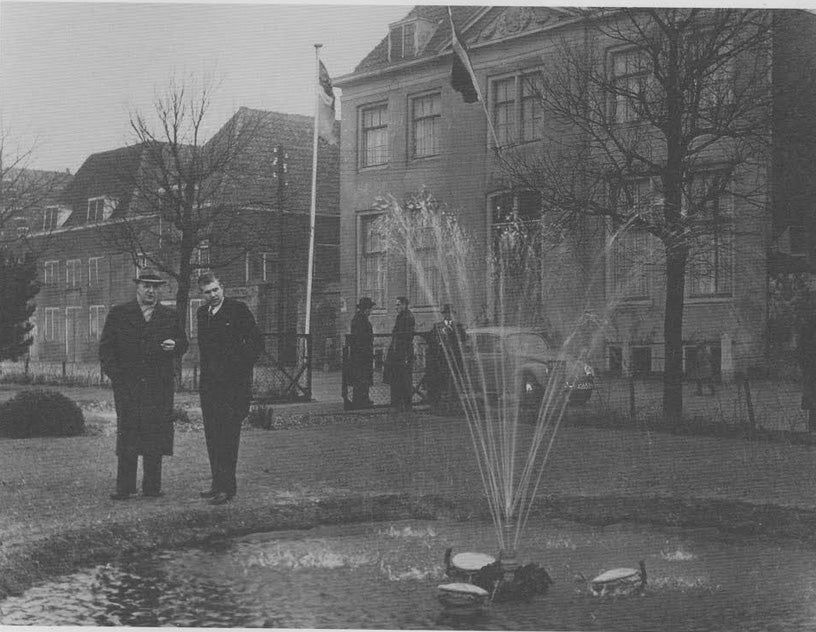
[335,6,816,379]
[20,107,340,370]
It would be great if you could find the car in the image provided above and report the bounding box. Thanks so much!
[462,326,594,407]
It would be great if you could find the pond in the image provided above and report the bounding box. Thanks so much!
[3,518,816,630]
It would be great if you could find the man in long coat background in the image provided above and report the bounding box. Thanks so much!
[346,297,375,409]
[99,269,188,499]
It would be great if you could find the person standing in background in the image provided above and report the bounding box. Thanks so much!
[347,297,375,409]
[386,296,415,411]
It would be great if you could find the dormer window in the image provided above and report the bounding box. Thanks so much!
[388,17,435,63]
[87,196,117,222]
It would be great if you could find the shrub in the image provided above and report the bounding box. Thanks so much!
[0,389,85,438]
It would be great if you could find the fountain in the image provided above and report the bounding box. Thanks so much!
[373,190,612,610]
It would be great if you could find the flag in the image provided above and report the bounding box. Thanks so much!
[448,7,479,104]
[317,59,337,144]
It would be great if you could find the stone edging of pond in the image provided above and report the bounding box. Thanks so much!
[3,490,816,602]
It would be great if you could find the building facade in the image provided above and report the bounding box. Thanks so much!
[17,108,341,370]
[335,6,816,379]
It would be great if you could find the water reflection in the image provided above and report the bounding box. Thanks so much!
[3,519,816,630]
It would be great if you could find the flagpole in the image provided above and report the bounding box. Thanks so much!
[305,43,322,337]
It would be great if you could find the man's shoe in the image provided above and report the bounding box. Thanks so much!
[109,491,135,501]
[142,490,164,498]
[208,492,231,505]
[199,489,218,498]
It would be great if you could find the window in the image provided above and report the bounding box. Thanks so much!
[43,307,62,341]
[686,173,733,298]
[407,224,441,307]
[610,179,660,299]
[246,252,274,283]
[359,214,386,307]
[89,305,106,341]
[360,103,389,168]
[611,48,652,123]
[87,198,104,222]
[490,71,543,146]
[490,189,543,249]
[43,260,59,285]
[389,22,416,61]
[189,299,204,338]
[88,257,103,286]
[66,259,81,288]
[43,206,60,231]
[410,92,441,159]
[193,241,210,273]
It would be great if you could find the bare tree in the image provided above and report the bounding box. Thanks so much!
[110,76,267,337]
[497,8,777,423]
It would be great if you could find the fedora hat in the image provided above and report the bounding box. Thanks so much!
[133,268,167,284]
[357,297,375,310]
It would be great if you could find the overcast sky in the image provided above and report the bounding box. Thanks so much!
[0,1,411,173]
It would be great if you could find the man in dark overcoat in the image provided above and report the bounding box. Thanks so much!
[386,296,415,411]
[99,268,188,500]
[347,297,375,409]
[196,272,263,505]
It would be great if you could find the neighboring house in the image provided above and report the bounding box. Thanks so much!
[0,167,73,246]
[335,6,816,379]
[21,107,341,369]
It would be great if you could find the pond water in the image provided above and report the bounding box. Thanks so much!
[3,518,816,630]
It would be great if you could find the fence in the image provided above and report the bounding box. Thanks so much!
[0,332,313,403]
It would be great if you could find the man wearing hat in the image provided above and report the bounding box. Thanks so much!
[99,268,188,500]
[347,297,375,409]
[425,304,467,413]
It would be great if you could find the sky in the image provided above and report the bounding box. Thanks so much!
[0,1,411,173]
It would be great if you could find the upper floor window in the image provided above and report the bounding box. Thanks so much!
[88,257,103,287]
[66,259,81,288]
[389,21,416,61]
[43,260,59,285]
[490,71,543,146]
[43,307,62,341]
[87,196,117,223]
[246,252,274,283]
[610,48,653,123]
[43,206,60,231]
[193,241,210,273]
[359,214,386,307]
[359,103,389,168]
[410,92,441,159]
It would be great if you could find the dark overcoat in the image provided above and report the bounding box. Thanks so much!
[347,310,374,387]
[196,297,263,417]
[384,309,415,384]
[99,301,188,456]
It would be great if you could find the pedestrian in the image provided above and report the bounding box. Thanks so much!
[385,296,415,411]
[99,268,188,500]
[347,297,375,409]
[799,310,816,432]
[695,343,716,396]
[426,304,467,413]
[196,272,264,505]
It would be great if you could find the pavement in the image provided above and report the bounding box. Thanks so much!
[3,370,816,599]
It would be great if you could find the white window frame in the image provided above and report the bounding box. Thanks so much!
[358,213,387,308]
[245,252,273,283]
[65,259,81,288]
[43,307,61,341]
[88,257,103,287]
[89,305,106,341]
[43,206,60,231]
[489,70,544,147]
[193,240,210,273]
[43,260,59,286]
[609,47,654,124]
[410,91,442,159]
[389,21,417,61]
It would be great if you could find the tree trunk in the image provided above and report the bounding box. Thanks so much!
[663,246,687,426]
